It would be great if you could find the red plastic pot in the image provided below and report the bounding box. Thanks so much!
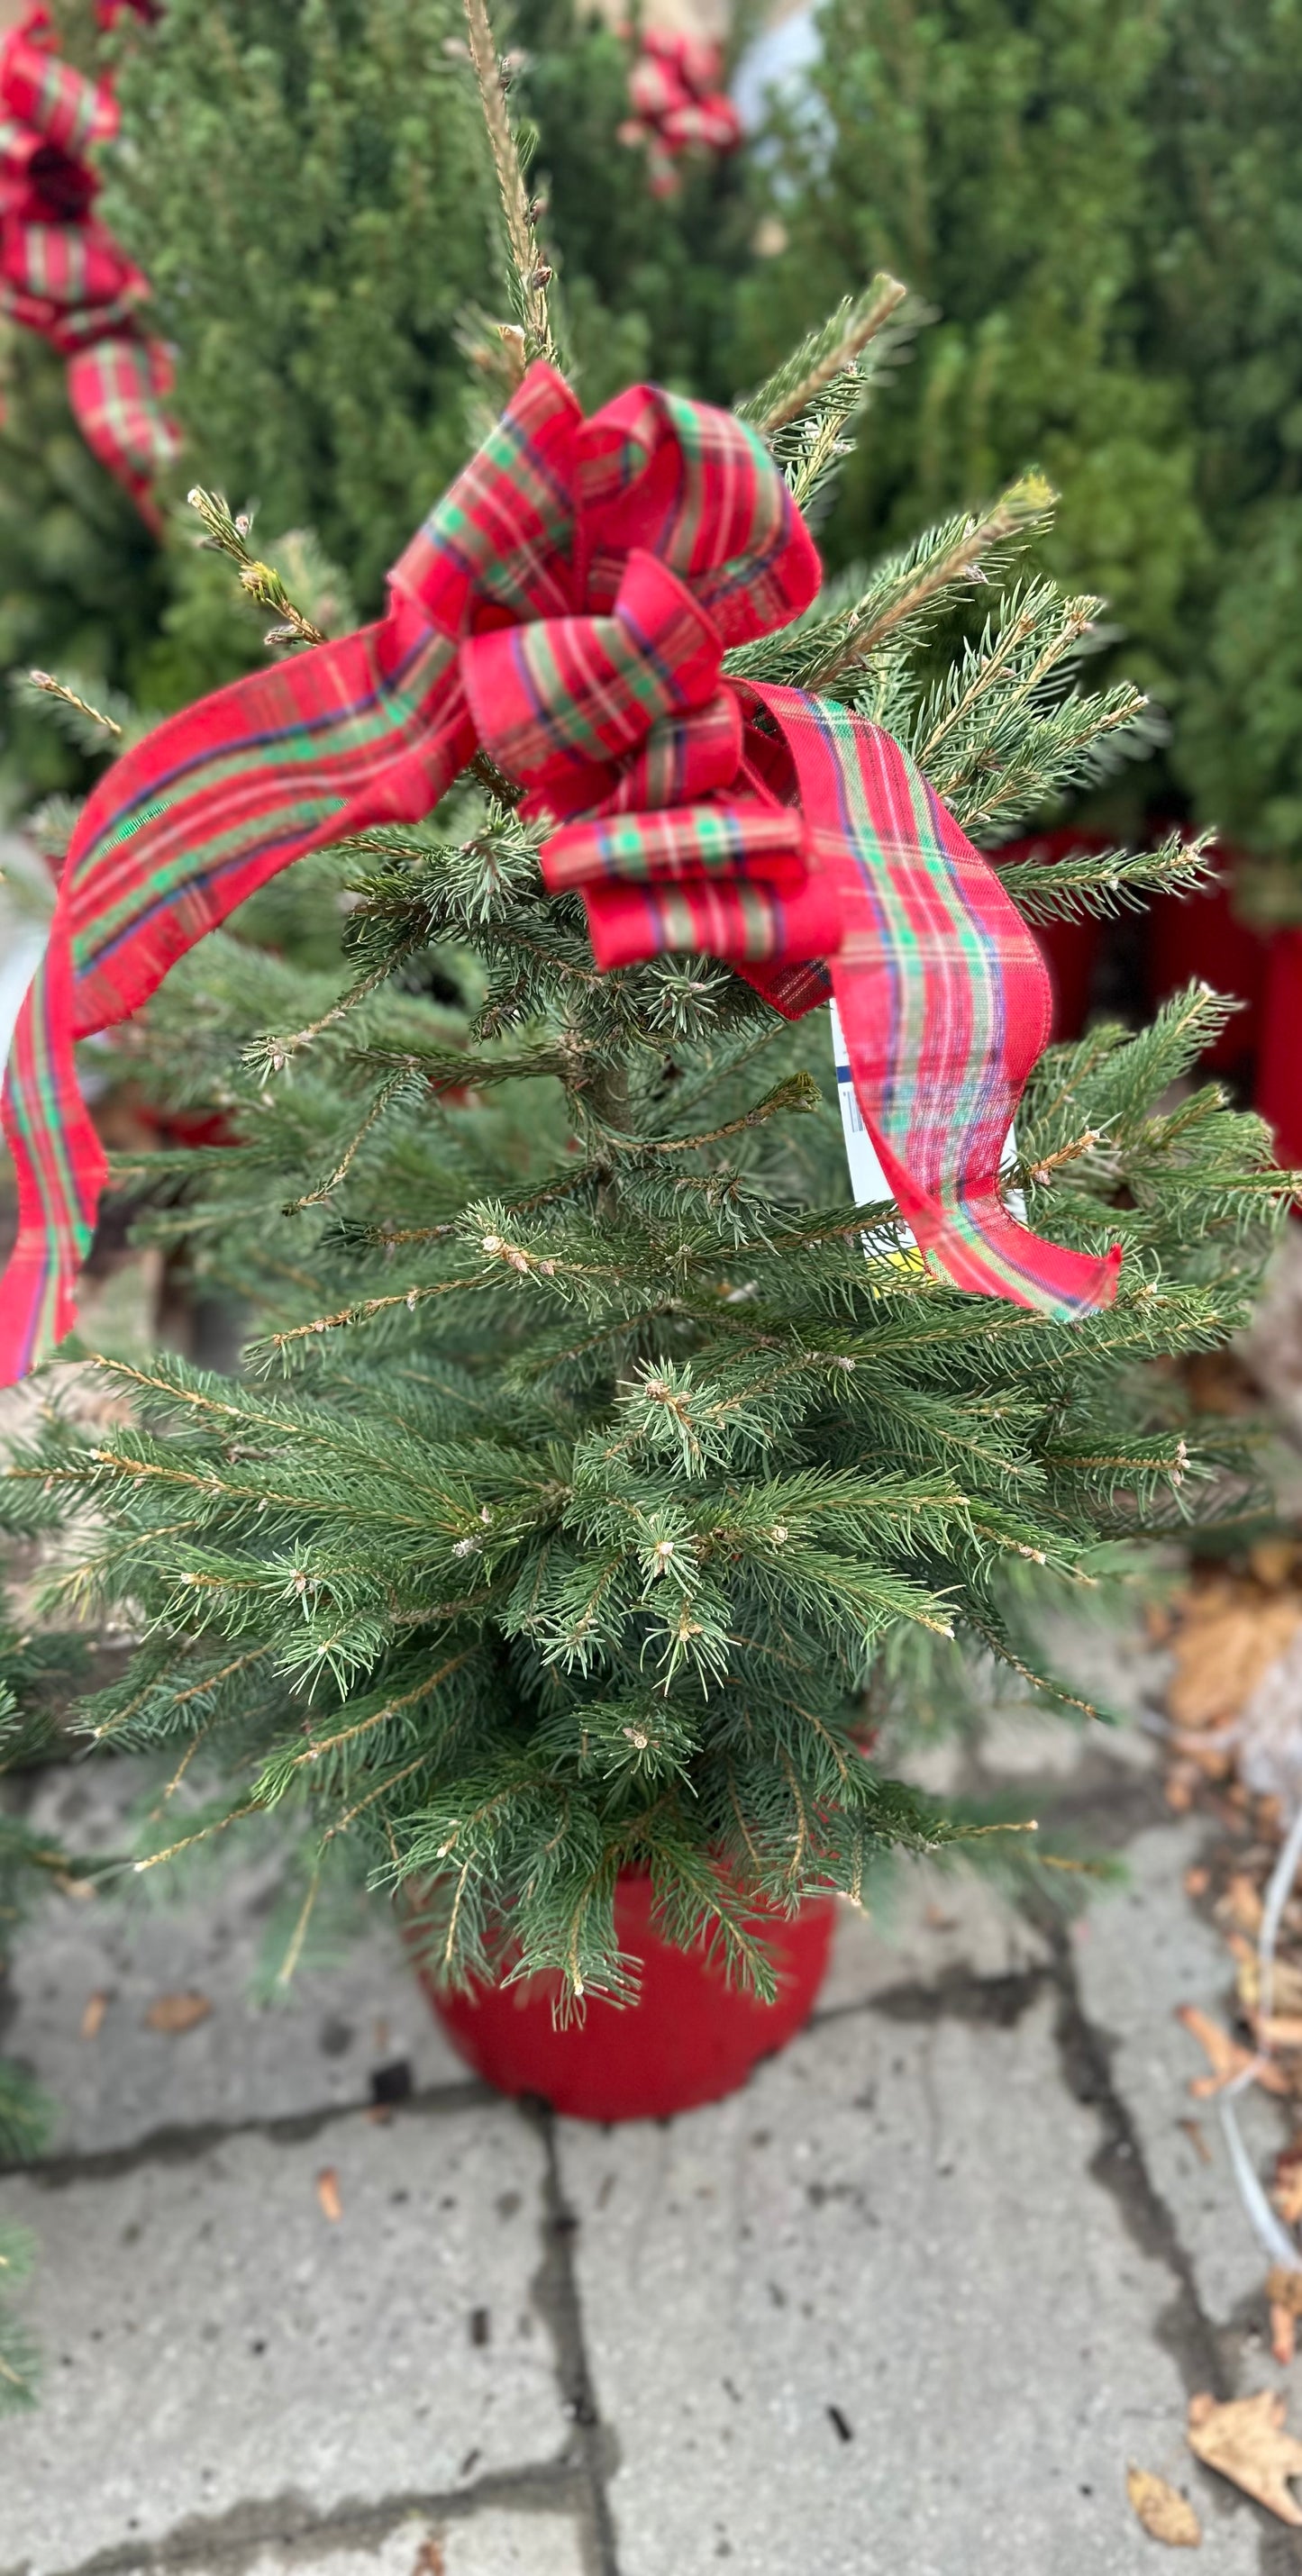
[1145,844,1268,1079]
[1257,929,1302,1172]
[414,1873,836,2122]
[997,829,1113,1039]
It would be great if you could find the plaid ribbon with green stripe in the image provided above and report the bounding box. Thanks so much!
[0,358,1118,1380]
[0,9,178,522]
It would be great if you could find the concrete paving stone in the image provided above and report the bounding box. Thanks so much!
[4,1762,467,2153]
[1072,1816,1292,2339]
[815,1863,1049,2016]
[558,1992,1261,2576]
[0,2100,566,2574]
[114,2507,591,2576]
[1027,1607,1173,1746]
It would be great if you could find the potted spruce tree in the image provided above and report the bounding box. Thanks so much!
[0,4,1286,2122]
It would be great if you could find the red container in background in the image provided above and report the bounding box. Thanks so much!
[1145,847,1268,1079]
[997,828,1111,1040]
[415,1871,836,2122]
[1257,929,1302,1172]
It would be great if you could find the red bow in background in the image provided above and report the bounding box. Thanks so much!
[618,29,742,198]
[0,1,178,523]
[0,360,1119,1382]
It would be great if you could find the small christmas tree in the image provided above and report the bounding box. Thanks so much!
[105,0,502,601]
[0,13,1285,2010]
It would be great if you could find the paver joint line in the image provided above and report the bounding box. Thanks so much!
[1043,1909,1233,2403]
[0,2077,501,2188]
[0,2461,592,2576]
[523,2102,624,2576]
[811,1960,1051,2034]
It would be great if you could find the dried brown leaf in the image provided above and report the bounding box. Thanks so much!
[1169,1586,1302,1733]
[144,1991,212,2035]
[1176,2004,1290,2098]
[1125,2464,1202,2547]
[80,1991,108,2041]
[1251,1540,1298,1591]
[1257,2013,1302,2053]
[1178,2118,1212,2166]
[1229,1935,1302,2020]
[1219,1873,1265,1937]
[316,2166,342,2223]
[1275,2141,1302,2226]
[1270,2270,1302,2363]
[1188,2390,1302,2525]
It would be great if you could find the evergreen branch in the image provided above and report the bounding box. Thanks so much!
[187,488,327,648]
[806,478,1055,690]
[918,589,1108,770]
[996,830,1217,924]
[23,669,122,738]
[462,0,559,367]
[133,1797,266,1873]
[281,1066,423,1212]
[961,1610,1104,1722]
[739,275,908,434]
[252,1278,472,1363]
[600,1073,823,1156]
[290,1652,477,1773]
[242,962,405,1077]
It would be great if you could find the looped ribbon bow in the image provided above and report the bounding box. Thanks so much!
[0,3,178,525]
[617,30,742,198]
[0,358,1119,1383]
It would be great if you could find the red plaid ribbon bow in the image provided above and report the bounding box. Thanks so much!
[0,359,1118,1381]
[617,30,742,198]
[0,3,178,523]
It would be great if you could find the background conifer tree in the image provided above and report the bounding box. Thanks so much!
[505,0,1302,911]
[0,0,501,807]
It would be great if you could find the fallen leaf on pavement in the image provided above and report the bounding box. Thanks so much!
[1219,1873,1265,1936]
[1252,1539,1299,1591]
[144,1991,212,2035]
[1178,2118,1212,2166]
[1169,1585,1302,1734]
[316,2166,342,2223]
[80,1991,108,2041]
[1276,2140,1302,2226]
[1188,2390,1302,2525]
[1255,2014,1302,2054]
[411,2544,445,2576]
[1269,2268,1302,2364]
[1227,1937,1302,2040]
[1176,2004,1289,2098]
[1229,1936,1302,2020]
[1126,2464,1201,2546]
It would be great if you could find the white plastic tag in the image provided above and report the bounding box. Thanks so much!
[829,1001,1023,1243]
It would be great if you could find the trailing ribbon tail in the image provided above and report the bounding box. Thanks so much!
[0,361,615,1379]
[0,608,473,1383]
[744,687,1120,1315]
